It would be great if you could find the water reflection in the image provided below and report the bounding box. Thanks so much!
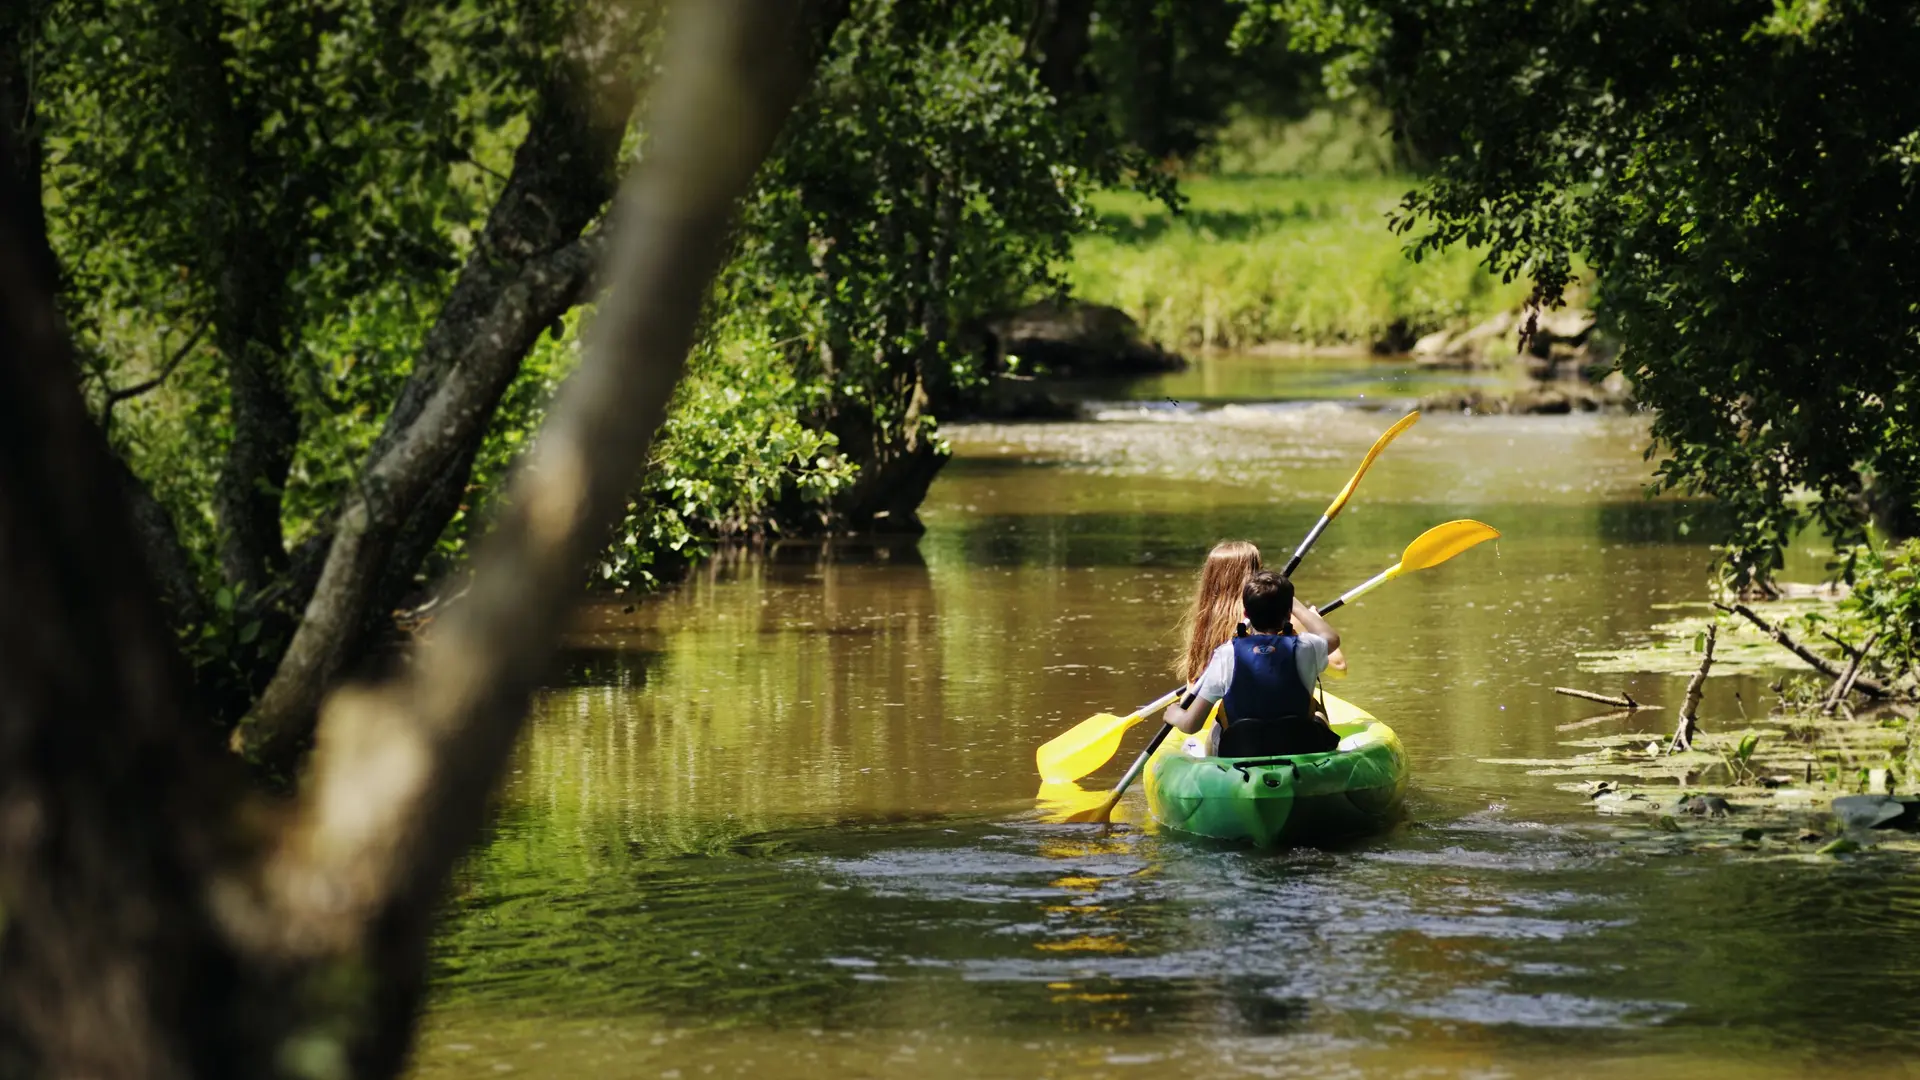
[419,356,1920,1079]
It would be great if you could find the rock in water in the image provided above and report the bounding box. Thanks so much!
[983,300,1184,378]
[1679,794,1732,817]
[1832,794,1920,831]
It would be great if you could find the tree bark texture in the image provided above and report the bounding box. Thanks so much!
[0,115,260,1080]
[236,6,648,769]
[156,0,308,596]
[0,3,824,1076]
[1028,0,1095,102]
[248,4,822,1074]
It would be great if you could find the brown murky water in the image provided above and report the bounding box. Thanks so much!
[411,356,1920,1080]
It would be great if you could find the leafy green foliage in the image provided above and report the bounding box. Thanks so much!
[41,0,560,570]
[1841,540,1920,688]
[726,0,1162,487]
[1238,0,1920,585]
[1070,174,1527,348]
[29,0,576,711]
[29,0,1194,730]
[455,318,855,590]
[1084,0,1321,161]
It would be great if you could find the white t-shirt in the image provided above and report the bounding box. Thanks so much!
[1190,632,1329,705]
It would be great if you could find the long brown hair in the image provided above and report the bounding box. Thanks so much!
[1174,540,1262,683]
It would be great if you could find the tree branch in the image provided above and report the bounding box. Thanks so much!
[1552,686,1651,710]
[0,111,256,1080]
[1821,631,1880,714]
[236,234,606,767]
[235,6,824,1075]
[1669,623,1715,752]
[1716,601,1891,699]
[99,322,206,437]
[232,0,649,768]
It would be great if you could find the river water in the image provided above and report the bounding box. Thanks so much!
[411,356,1920,1080]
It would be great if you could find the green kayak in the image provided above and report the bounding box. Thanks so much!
[1143,692,1407,847]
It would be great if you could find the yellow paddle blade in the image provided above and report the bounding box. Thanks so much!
[1035,711,1146,783]
[1324,410,1419,519]
[1398,518,1500,572]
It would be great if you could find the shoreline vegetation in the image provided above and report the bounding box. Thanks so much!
[1490,581,1920,854]
[1063,103,1533,356]
[1068,174,1530,354]
[1051,109,1623,416]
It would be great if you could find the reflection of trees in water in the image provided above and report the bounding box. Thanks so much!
[506,548,953,850]
[1595,500,1725,547]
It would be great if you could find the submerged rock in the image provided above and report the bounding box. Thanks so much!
[1411,306,1622,385]
[1832,794,1920,831]
[1679,794,1734,817]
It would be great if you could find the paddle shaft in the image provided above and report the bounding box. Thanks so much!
[1281,410,1417,578]
[1097,721,1178,819]
[1280,514,1331,578]
[1133,687,1181,719]
[1316,566,1396,616]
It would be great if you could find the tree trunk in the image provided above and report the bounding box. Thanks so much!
[0,3,824,1077]
[253,4,824,1074]
[1028,0,1095,102]
[235,9,646,770]
[157,0,307,596]
[0,113,262,1080]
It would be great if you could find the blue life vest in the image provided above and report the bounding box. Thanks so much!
[1219,632,1336,757]
[1221,633,1314,723]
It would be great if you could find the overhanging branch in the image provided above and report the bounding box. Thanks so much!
[100,322,207,437]
[238,7,824,1077]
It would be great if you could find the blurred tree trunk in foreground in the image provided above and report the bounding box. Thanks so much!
[0,1,818,1076]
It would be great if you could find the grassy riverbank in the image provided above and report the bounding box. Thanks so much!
[1069,175,1532,351]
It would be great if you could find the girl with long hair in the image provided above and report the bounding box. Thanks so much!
[1174,539,1346,686]
[1174,540,1264,685]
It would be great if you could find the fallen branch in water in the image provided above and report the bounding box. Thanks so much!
[1669,624,1716,753]
[1552,686,1654,710]
[1715,602,1890,699]
[1821,631,1881,715]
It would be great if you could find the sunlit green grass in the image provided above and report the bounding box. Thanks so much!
[1069,175,1530,349]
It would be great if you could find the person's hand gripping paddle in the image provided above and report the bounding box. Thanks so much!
[1061,518,1500,826]
[1032,410,1419,785]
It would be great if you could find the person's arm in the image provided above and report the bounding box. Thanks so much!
[1292,597,1340,653]
[1167,644,1231,732]
[1165,689,1213,733]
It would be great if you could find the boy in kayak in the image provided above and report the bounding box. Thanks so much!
[1164,569,1341,758]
